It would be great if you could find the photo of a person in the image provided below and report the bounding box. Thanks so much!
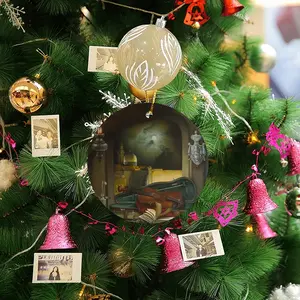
[179,230,224,261]
[31,115,61,157]
[33,253,82,283]
[88,46,119,73]
[35,130,48,149]
[49,266,60,280]
[103,55,117,72]
[196,245,208,257]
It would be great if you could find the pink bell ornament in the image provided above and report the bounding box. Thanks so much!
[288,140,300,176]
[253,213,277,239]
[244,178,278,215]
[161,233,194,273]
[39,208,77,250]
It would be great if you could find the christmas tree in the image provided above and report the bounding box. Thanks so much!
[0,0,299,299]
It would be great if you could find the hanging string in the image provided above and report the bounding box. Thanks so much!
[212,83,253,133]
[100,0,186,18]
[0,116,6,151]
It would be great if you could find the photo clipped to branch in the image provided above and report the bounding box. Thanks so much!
[88,46,119,73]
[32,253,82,283]
[31,115,61,157]
[178,229,225,262]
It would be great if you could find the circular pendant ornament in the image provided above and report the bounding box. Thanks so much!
[88,103,208,223]
[286,187,300,218]
[116,19,182,91]
[9,76,47,114]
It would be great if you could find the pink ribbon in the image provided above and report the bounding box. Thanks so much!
[5,133,16,149]
[155,227,174,245]
[188,211,199,221]
[172,219,182,229]
[20,179,28,186]
[58,201,68,210]
[105,223,117,235]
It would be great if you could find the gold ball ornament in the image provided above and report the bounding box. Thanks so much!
[9,77,47,114]
[116,19,182,91]
[252,44,277,73]
[109,248,134,278]
[129,84,156,102]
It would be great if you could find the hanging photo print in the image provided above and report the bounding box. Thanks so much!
[32,253,82,283]
[88,103,208,223]
[178,230,225,261]
[31,115,61,157]
[88,46,119,73]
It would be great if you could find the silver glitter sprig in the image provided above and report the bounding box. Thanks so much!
[99,90,131,110]
[182,67,234,144]
[0,0,25,32]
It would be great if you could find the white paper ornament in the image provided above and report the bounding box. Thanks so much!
[0,159,17,192]
[116,19,182,91]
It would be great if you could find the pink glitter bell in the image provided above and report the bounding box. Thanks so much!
[39,208,77,250]
[253,213,277,239]
[244,178,278,215]
[161,233,194,273]
[288,140,300,176]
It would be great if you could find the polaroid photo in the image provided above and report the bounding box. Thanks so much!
[178,229,225,262]
[31,115,61,157]
[88,46,119,73]
[32,253,82,283]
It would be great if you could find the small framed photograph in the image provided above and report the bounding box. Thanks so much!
[178,229,225,262]
[31,115,61,157]
[32,253,82,283]
[88,46,119,73]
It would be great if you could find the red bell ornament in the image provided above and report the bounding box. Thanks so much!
[288,140,300,176]
[253,213,277,239]
[222,0,244,16]
[161,233,194,273]
[244,178,278,215]
[39,208,77,250]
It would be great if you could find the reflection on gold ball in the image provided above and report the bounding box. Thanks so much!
[129,84,156,102]
[9,77,47,114]
[246,225,253,233]
[192,22,201,30]
[109,248,134,278]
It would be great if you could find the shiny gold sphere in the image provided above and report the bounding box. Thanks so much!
[129,84,156,102]
[192,22,201,30]
[9,77,47,114]
[109,248,134,278]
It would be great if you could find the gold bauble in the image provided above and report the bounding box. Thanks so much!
[109,248,134,278]
[192,22,201,30]
[129,84,156,101]
[9,77,47,114]
[252,44,277,73]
